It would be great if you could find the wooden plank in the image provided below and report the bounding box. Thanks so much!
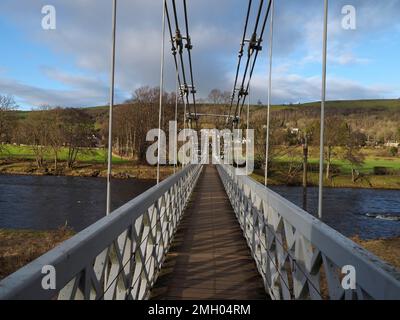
[151,165,267,300]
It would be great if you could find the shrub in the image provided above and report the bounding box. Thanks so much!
[373,166,390,175]
[389,147,398,157]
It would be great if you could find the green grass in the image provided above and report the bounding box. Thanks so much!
[0,144,127,164]
[274,157,400,175]
[273,145,400,175]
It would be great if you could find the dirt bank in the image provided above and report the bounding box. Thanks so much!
[0,160,175,181]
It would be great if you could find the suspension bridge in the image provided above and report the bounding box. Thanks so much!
[0,0,400,300]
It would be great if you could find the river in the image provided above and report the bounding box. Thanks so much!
[0,175,155,231]
[0,175,399,240]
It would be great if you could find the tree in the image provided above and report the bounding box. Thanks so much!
[299,123,317,210]
[208,89,223,104]
[47,107,64,170]
[341,124,366,182]
[0,95,18,149]
[58,108,96,168]
[311,117,348,179]
[207,89,230,105]
[113,86,176,162]
[21,107,53,168]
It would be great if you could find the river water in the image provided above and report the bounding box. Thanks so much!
[0,175,155,231]
[270,186,400,239]
[0,175,399,240]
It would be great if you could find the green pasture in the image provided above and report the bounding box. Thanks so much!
[0,144,127,164]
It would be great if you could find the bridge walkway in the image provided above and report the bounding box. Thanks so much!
[150,165,267,300]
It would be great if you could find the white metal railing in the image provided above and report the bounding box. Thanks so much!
[0,164,203,300]
[217,164,400,300]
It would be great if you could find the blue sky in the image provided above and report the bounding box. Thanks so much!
[0,0,399,110]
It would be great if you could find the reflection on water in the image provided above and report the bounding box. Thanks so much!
[0,175,399,239]
[0,175,155,232]
[271,186,400,240]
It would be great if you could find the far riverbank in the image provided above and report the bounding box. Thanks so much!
[0,160,174,180]
[1,160,400,190]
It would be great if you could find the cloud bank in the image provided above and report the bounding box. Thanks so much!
[0,0,398,108]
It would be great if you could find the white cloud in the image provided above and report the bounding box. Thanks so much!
[250,72,394,104]
[0,0,398,107]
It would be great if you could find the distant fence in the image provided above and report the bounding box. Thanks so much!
[217,164,400,300]
[0,164,203,300]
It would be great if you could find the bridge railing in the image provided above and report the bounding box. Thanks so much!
[0,164,203,300]
[217,164,400,300]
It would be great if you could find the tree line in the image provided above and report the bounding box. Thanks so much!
[0,87,178,170]
[1,88,399,175]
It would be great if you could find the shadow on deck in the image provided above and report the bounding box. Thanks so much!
[150,165,267,300]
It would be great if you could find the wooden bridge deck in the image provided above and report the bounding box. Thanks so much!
[150,165,267,300]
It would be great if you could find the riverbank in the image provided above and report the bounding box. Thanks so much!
[1,159,400,189]
[0,229,398,281]
[351,236,400,270]
[0,160,175,181]
[251,171,400,190]
[0,227,74,280]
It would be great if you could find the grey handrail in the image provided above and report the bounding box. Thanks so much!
[217,164,400,300]
[0,164,203,300]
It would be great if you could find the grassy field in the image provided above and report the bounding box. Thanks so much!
[296,99,400,110]
[195,99,400,113]
[0,144,127,164]
[1,144,399,188]
[0,145,176,180]
[251,146,400,189]
[273,146,400,174]
[252,170,400,189]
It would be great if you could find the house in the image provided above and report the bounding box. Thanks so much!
[384,141,399,148]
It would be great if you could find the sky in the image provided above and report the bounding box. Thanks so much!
[0,0,399,110]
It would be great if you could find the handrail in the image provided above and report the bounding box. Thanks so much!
[0,164,203,300]
[217,164,400,300]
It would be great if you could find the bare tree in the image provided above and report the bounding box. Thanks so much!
[47,107,64,171]
[207,89,225,105]
[0,95,18,150]
[58,108,96,168]
[21,107,53,168]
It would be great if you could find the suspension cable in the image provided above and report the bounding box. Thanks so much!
[227,0,253,122]
[157,0,167,185]
[106,0,117,215]
[229,0,273,128]
[318,0,329,219]
[265,0,274,187]
[173,67,179,173]
[236,0,272,120]
[167,0,197,165]
[165,1,184,100]
[105,0,117,293]
[246,58,251,176]
[171,0,193,120]
[183,0,198,129]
